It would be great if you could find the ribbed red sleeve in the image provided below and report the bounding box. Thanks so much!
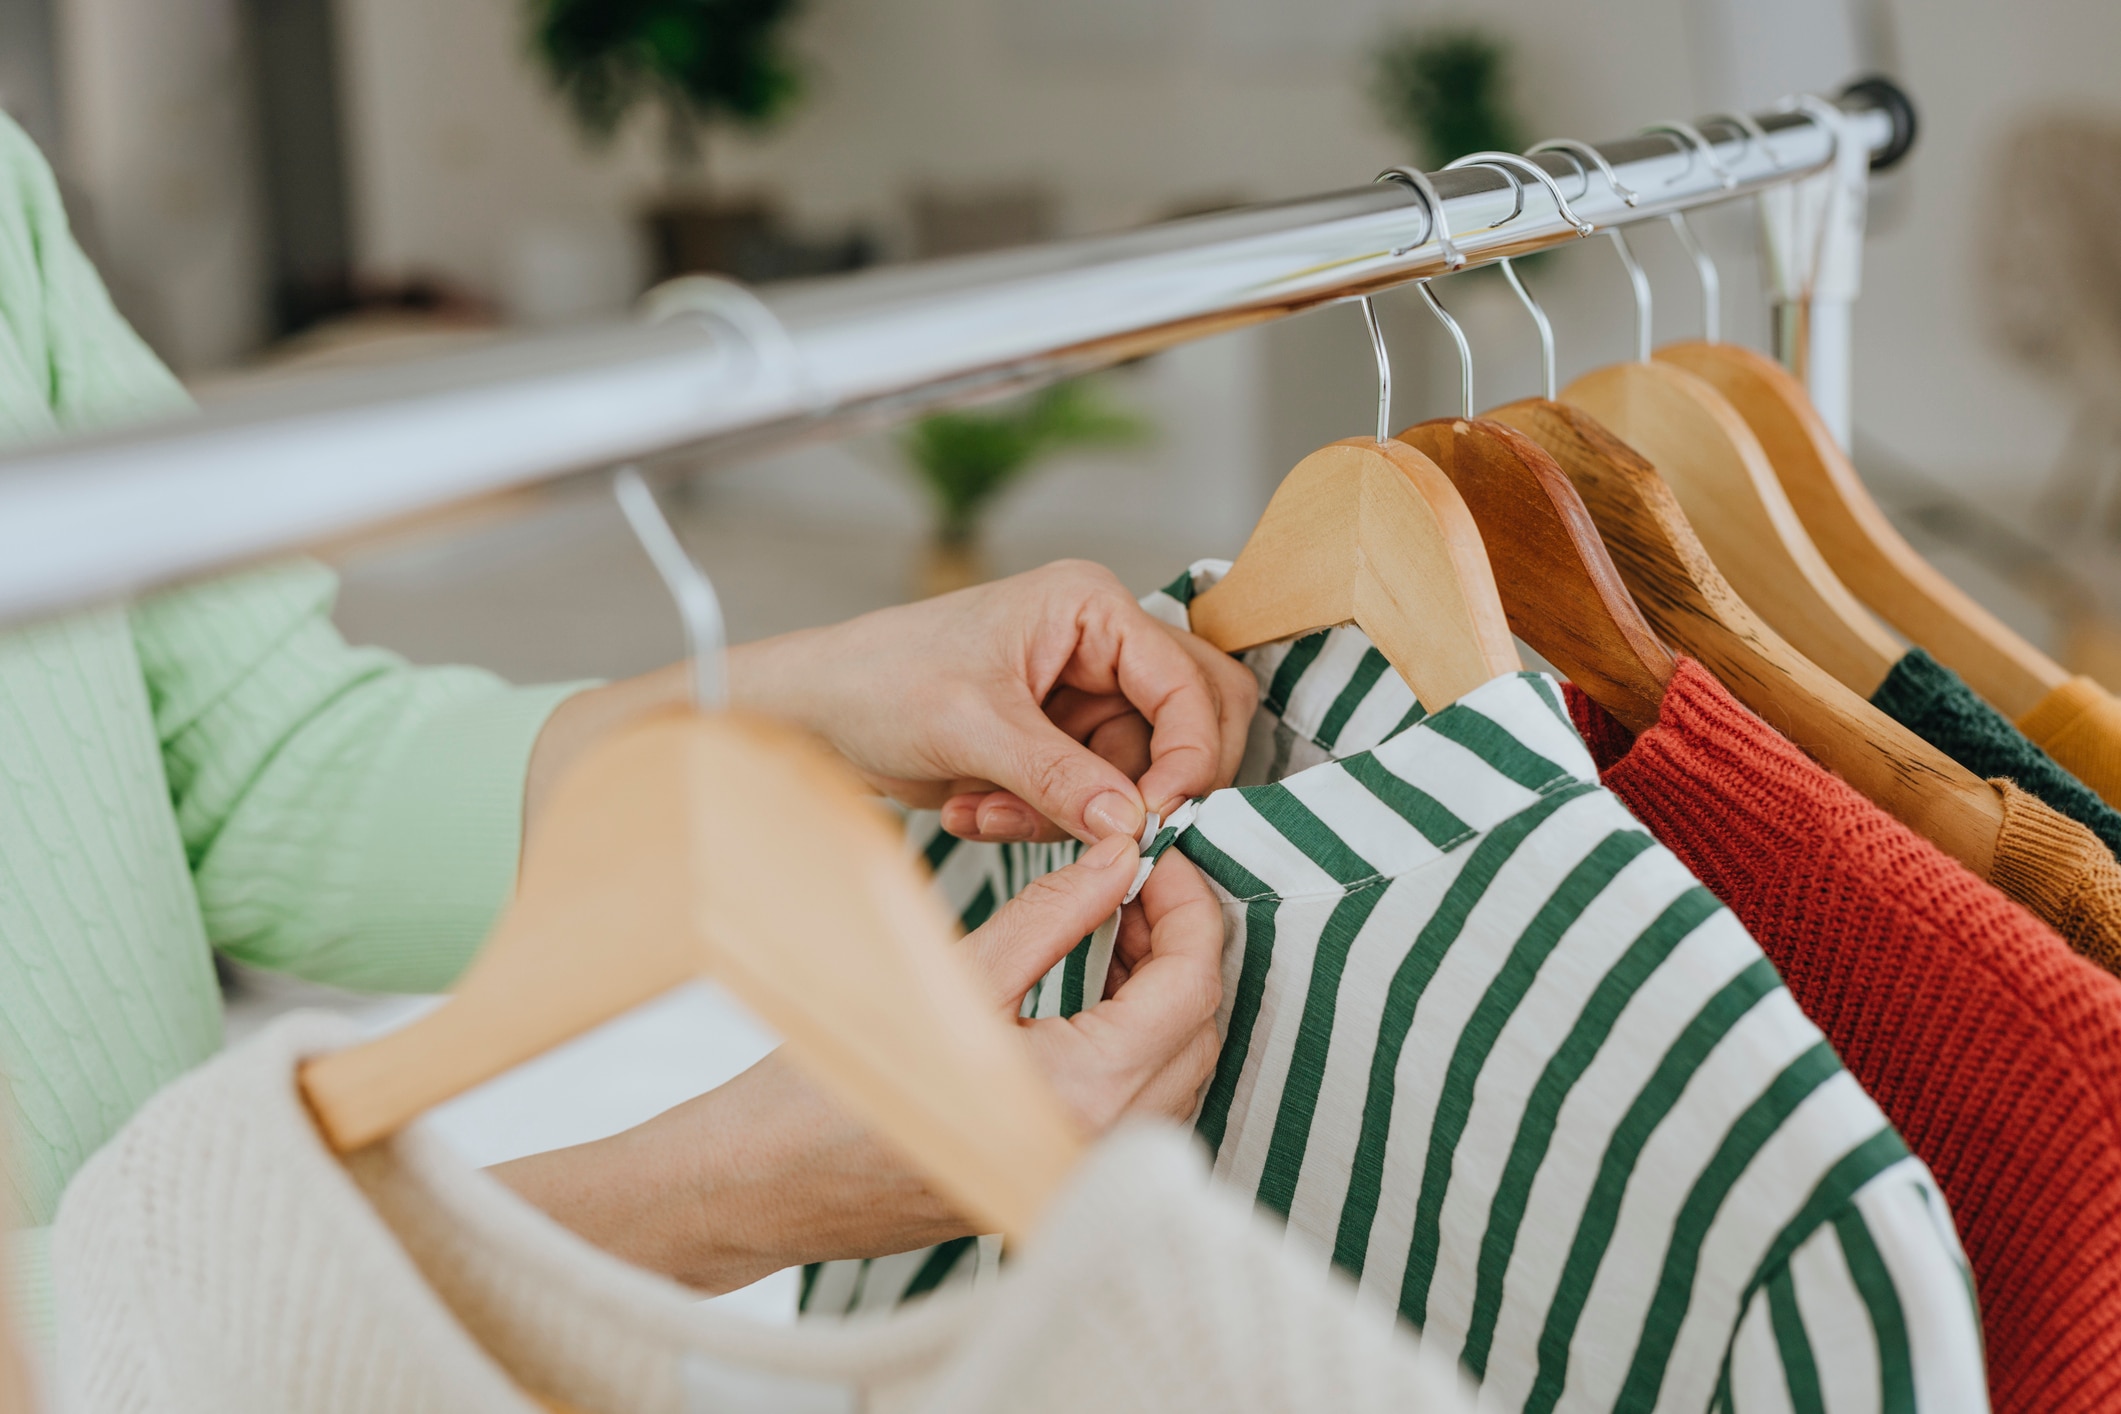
[1567,657,2121,1414]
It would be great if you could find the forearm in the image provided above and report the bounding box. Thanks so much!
[491,1052,968,1293]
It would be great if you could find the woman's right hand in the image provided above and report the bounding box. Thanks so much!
[492,836,1224,1294]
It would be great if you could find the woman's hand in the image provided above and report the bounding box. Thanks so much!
[528,560,1256,848]
[492,836,1224,1294]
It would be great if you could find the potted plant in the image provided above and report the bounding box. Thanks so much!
[529,0,804,279]
[902,379,1150,597]
[1369,26,1524,170]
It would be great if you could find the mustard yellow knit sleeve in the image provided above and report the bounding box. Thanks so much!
[1987,778,2121,978]
[2018,676,2121,812]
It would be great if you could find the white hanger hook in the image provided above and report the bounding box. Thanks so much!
[613,466,729,711]
[1444,151,1595,236]
[1640,120,1737,190]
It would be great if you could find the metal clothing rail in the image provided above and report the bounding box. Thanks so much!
[0,83,1913,627]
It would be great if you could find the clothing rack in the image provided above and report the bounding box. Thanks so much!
[0,82,1914,628]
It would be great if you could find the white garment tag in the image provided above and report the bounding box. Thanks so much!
[681,1352,859,1414]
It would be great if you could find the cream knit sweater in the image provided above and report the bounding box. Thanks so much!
[52,1015,1471,1413]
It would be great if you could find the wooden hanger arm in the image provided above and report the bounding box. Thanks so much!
[1655,340,2066,718]
[1399,416,1672,734]
[303,710,1085,1243]
[1489,398,2002,879]
[1562,361,1905,698]
[1190,437,1518,711]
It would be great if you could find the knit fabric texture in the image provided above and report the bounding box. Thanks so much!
[1568,657,2121,1414]
[53,1013,1472,1414]
[2019,675,2121,812]
[1989,781,2121,977]
[1872,647,2121,859]
[0,111,583,1330]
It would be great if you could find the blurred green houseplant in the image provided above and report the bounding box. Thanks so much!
[1370,27,1524,170]
[529,0,802,182]
[904,380,1150,596]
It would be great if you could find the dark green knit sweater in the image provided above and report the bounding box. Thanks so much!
[1873,647,2121,861]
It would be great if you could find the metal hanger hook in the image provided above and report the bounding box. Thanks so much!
[1696,111,1769,172]
[1640,120,1736,190]
[1607,228,1654,363]
[1359,296,1392,444]
[1664,210,1722,343]
[1416,282,1475,420]
[1440,157,1565,401]
[1778,93,1846,166]
[613,466,729,711]
[1443,152,1595,236]
[1374,166,1467,268]
[1527,138,1640,207]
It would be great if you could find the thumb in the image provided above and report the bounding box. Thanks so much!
[962,832,1138,1010]
[983,698,1147,843]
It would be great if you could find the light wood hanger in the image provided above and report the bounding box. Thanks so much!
[1381,251,1670,733]
[1188,267,1519,711]
[301,476,1085,1246]
[1490,397,2004,878]
[1656,338,2068,718]
[1561,227,1905,698]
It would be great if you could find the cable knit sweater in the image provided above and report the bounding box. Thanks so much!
[0,112,581,1329]
[52,1015,1472,1414]
[1567,658,2121,1414]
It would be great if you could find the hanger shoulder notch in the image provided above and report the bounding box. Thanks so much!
[1488,398,2002,879]
[1655,340,2065,717]
[1562,360,1904,698]
[1400,415,1673,734]
[1190,437,1518,711]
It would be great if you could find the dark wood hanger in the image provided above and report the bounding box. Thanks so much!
[1396,416,1672,733]
[1488,397,2005,879]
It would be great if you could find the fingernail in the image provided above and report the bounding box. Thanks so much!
[1085,790,1144,841]
[1084,832,1137,870]
[978,800,1037,840]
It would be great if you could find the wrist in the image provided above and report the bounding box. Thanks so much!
[725,628,834,730]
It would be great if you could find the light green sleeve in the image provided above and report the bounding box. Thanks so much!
[0,110,598,994]
[130,566,590,992]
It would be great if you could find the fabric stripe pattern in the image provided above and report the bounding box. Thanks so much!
[804,561,1985,1414]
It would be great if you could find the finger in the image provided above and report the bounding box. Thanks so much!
[1042,582,1226,824]
[978,694,1149,842]
[960,832,1138,1008]
[1136,628,1255,811]
[1129,1021,1223,1121]
[943,705,1152,844]
[1066,853,1222,1063]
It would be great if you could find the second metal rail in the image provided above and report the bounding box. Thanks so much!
[0,84,1910,627]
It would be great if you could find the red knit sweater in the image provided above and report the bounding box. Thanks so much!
[1567,658,2121,1414]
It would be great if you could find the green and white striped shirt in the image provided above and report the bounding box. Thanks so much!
[807,563,1987,1414]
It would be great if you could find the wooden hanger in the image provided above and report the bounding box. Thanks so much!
[304,474,1085,1253]
[1397,416,1671,733]
[1189,435,1520,710]
[1489,397,2004,877]
[1656,339,2068,718]
[301,707,1084,1239]
[1558,227,1903,699]
[1188,287,1519,711]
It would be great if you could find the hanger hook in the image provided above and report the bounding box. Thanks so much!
[1527,138,1640,207]
[1696,111,1769,172]
[1640,120,1737,189]
[1374,166,1467,268]
[1359,296,1392,444]
[1778,93,1847,166]
[613,466,729,711]
[1664,210,1722,343]
[1443,151,1595,236]
[1416,282,1475,420]
[1442,157,1566,400]
[1607,228,1654,363]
